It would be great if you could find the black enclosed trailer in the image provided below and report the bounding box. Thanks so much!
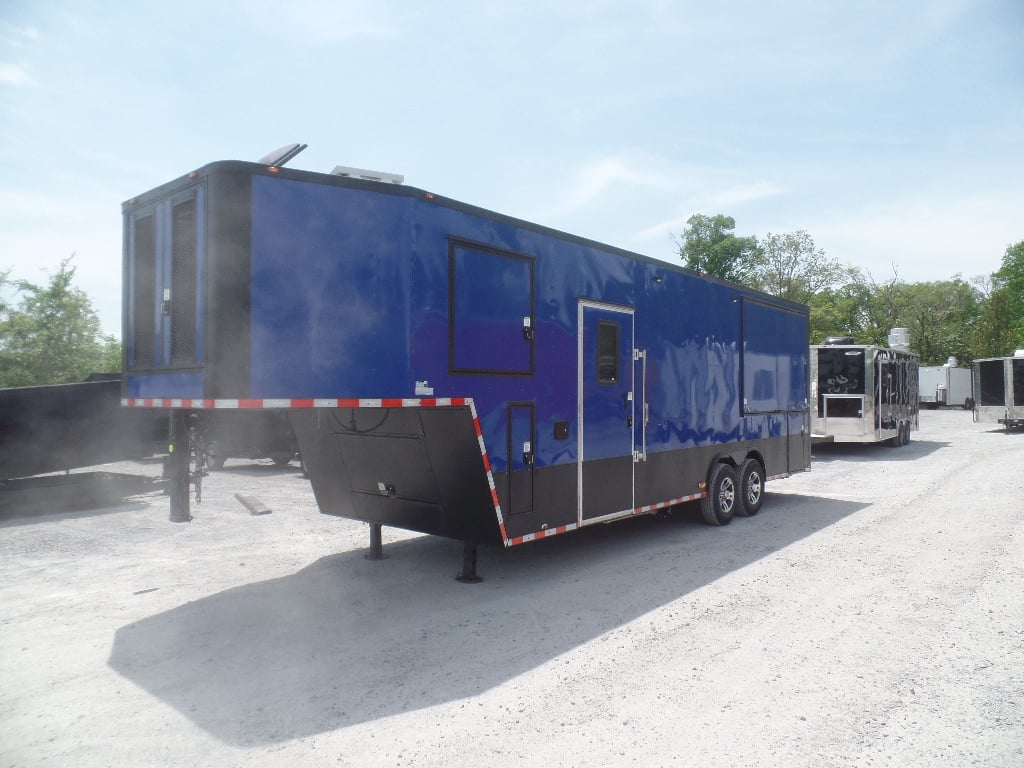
[973,353,1024,429]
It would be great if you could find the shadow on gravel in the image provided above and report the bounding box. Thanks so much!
[811,439,949,464]
[109,491,868,745]
[0,472,165,524]
[981,426,1024,436]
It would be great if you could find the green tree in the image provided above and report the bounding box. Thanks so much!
[755,230,846,305]
[806,271,874,344]
[0,256,121,387]
[994,241,1024,344]
[898,278,980,365]
[971,241,1024,358]
[675,214,761,285]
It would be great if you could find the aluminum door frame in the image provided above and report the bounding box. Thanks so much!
[577,300,636,526]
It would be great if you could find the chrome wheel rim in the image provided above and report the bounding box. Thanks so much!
[721,477,736,514]
[746,472,762,506]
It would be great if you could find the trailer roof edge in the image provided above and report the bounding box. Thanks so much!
[123,159,809,316]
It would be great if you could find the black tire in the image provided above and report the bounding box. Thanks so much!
[887,424,903,448]
[205,442,226,470]
[964,398,975,410]
[701,462,737,526]
[737,458,766,517]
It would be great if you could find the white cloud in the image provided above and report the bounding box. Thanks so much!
[550,157,680,218]
[0,22,40,46]
[631,181,787,243]
[0,63,32,87]
[242,0,408,43]
[814,194,1020,282]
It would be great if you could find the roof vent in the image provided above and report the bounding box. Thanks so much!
[887,327,911,352]
[258,143,308,167]
[824,336,855,345]
[331,165,404,185]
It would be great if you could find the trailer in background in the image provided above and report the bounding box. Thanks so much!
[0,375,165,481]
[120,153,812,578]
[919,358,974,410]
[973,351,1024,429]
[810,334,919,446]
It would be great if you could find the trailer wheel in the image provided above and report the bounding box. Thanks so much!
[895,423,906,447]
[701,462,737,526]
[887,424,903,448]
[737,458,765,517]
[205,442,226,470]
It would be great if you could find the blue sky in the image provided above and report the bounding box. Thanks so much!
[2,0,1022,336]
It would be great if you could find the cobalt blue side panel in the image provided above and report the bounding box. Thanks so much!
[248,177,413,398]
[125,372,204,399]
[742,299,808,414]
[450,244,533,374]
[636,268,742,452]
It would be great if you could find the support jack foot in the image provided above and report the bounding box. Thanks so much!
[365,523,388,560]
[455,540,483,583]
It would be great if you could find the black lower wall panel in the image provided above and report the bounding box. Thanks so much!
[290,407,501,545]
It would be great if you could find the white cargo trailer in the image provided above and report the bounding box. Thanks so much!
[919,358,974,409]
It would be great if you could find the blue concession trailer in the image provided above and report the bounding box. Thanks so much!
[122,156,811,576]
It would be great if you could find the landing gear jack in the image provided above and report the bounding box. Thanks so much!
[456,540,483,584]
[167,411,207,524]
[365,523,388,560]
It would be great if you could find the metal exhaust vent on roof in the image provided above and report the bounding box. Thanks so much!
[331,165,404,185]
[258,143,308,167]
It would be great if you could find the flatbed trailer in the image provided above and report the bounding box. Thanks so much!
[0,376,164,481]
[121,154,812,577]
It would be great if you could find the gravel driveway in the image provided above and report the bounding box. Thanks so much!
[1,408,1021,767]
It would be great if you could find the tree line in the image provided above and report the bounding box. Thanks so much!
[3,228,1023,389]
[677,214,1024,366]
[0,257,120,388]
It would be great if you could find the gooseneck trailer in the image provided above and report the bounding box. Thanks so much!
[121,154,811,577]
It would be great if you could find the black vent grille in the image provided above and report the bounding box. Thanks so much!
[132,215,156,369]
[170,199,197,366]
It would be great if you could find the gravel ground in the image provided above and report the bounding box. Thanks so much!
[1,409,1022,767]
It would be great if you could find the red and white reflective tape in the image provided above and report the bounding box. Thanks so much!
[506,490,707,547]
[121,397,468,409]
[508,523,579,547]
[123,395,511,544]
[632,491,705,514]
[120,396,728,549]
